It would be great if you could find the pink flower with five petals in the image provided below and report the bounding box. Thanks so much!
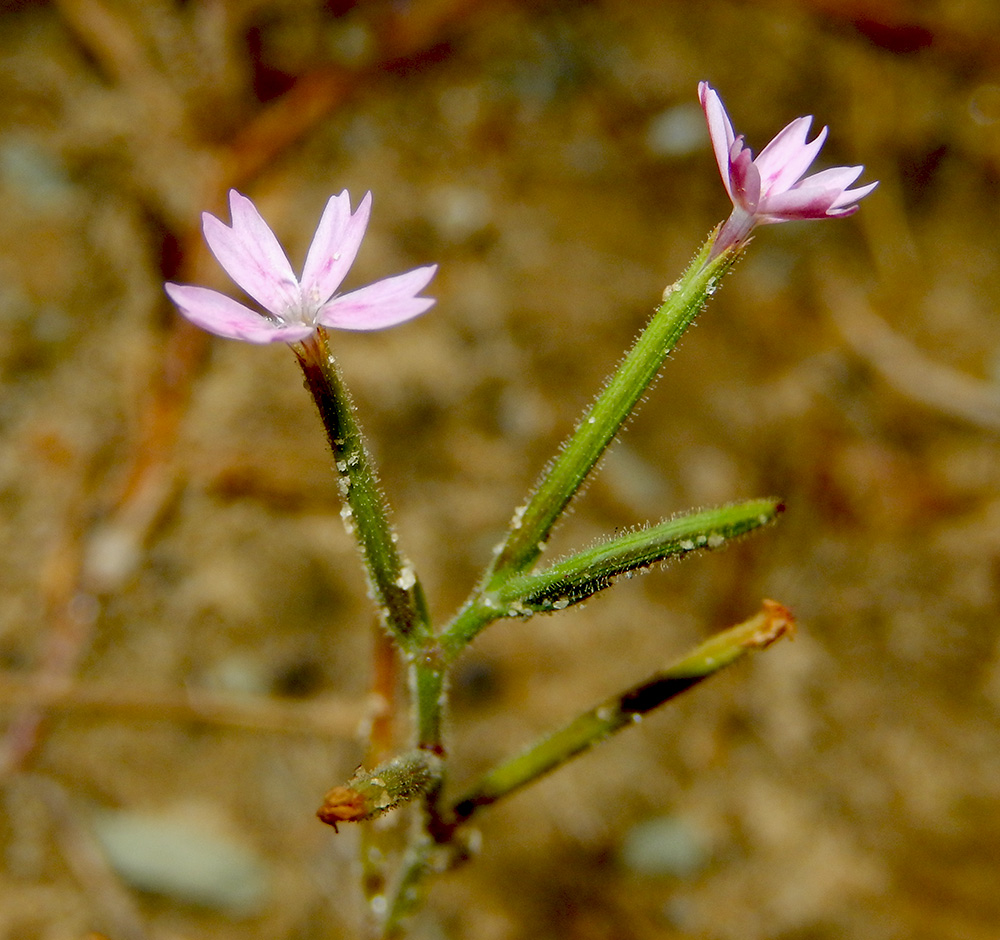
[165,190,437,344]
[699,82,877,257]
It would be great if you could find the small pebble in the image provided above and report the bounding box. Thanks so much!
[619,814,712,878]
[645,104,707,157]
[92,805,271,915]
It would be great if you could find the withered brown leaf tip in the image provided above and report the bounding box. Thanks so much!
[317,786,368,832]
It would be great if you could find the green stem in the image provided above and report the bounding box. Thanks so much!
[296,332,446,935]
[359,627,400,915]
[410,654,447,755]
[449,600,794,824]
[381,835,437,939]
[487,234,739,583]
[295,330,431,654]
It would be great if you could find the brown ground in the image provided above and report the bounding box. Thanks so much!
[3,1,1000,939]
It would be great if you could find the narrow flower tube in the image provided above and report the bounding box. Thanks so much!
[165,189,437,343]
[699,82,877,257]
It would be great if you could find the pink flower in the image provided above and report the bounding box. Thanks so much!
[165,190,437,344]
[699,82,877,257]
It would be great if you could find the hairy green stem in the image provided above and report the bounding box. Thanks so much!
[486,234,739,583]
[381,835,437,939]
[298,331,450,936]
[295,330,431,654]
[410,654,447,755]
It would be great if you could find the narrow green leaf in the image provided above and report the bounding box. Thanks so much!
[441,498,781,655]
[449,600,794,823]
[495,498,783,615]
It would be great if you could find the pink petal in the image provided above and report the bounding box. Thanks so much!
[757,187,844,220]
[165,283,314,344]
[795,164,864,193]
[300,191,372,304]
[202,191,299,315]
[822,204,860,219]
[754,118,827,197]
[760,167,877,219]
[797,167,878,210]
[700,81,878,258]
[829,178,878,209]
[317,265,437,331]
[699,82,737,201]
[728,141,760,213]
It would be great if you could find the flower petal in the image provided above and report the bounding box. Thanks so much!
[300,191,372,305]
[756,187,844,220]
[202,190,300,315]
[728,139,760,213]
[701,82,877,258]
[699,82,737,201]
[796,164,862,190]
[165,283,314,344]
[754,118,827,197]
[829,178,878,209]
[760,168,877,219]
[317,265,437,331]
[822,203,860,219]
[795,166,877,209]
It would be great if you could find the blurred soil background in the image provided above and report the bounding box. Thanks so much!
[2,0,1000,938]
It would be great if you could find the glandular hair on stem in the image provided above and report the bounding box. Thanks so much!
[395,564,416,590]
